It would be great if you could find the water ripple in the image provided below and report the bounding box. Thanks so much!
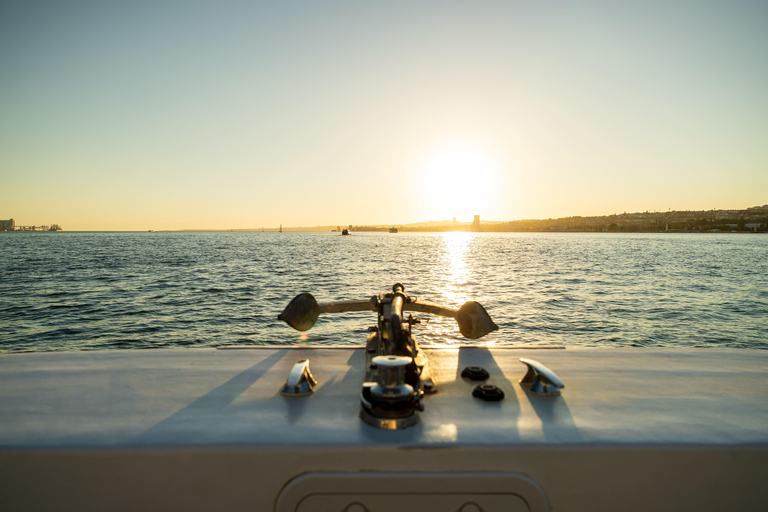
[1,231,767,352]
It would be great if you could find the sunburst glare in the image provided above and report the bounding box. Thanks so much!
[415,142,503,222]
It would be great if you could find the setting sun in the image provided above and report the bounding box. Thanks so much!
[416,142,504,222]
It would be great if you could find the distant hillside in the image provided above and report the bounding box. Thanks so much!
[351,205,768,233]
[172,205,768,233]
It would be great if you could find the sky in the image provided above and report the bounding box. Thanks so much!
[1,0,766,230]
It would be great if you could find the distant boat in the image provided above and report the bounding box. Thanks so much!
[279,224,283,233]
[389,227,398,233]
[341,229,350,236]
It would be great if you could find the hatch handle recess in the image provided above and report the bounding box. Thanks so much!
[281,359,318,397]
[519,358,564,396]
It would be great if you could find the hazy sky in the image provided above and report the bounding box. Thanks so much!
[1,0,766,230]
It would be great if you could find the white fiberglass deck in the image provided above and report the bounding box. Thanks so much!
[1,347,767,511]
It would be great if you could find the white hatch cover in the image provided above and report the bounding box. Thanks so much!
[276,471,548,512]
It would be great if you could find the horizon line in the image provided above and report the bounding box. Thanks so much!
[5,204,765,232]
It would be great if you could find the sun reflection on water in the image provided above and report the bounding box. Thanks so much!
[423,232,477,345]
[440,232,472,305]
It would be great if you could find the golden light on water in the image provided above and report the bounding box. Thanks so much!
[441,232,472,304]
[437,232,499,347]
[425,232,475,343]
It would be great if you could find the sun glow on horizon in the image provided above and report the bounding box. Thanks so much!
[415,142,505,222]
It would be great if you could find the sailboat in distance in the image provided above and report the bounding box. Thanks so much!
[279,224,282,233]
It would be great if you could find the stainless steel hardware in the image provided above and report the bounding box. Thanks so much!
[370,355,414,400]
[519,358,564,396]
[279,284,498,428]
[360,355,420,430]
[281,359,318,397]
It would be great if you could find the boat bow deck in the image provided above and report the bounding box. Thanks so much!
[1,347,766,511]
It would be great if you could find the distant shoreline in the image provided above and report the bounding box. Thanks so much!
[4,205,765,233]
[179,206,768,234]
[3,229,765,234]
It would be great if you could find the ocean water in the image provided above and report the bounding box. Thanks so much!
[1,231,766,353]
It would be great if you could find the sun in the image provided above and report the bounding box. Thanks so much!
[415,142,503,222]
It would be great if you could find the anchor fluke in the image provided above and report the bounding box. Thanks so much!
[278,293,320,331]
[457,301,499,339]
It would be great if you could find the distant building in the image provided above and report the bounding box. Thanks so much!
[472,215,480,232]
[0,219,15,231]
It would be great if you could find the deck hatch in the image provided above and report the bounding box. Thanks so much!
[276,471,548,512]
